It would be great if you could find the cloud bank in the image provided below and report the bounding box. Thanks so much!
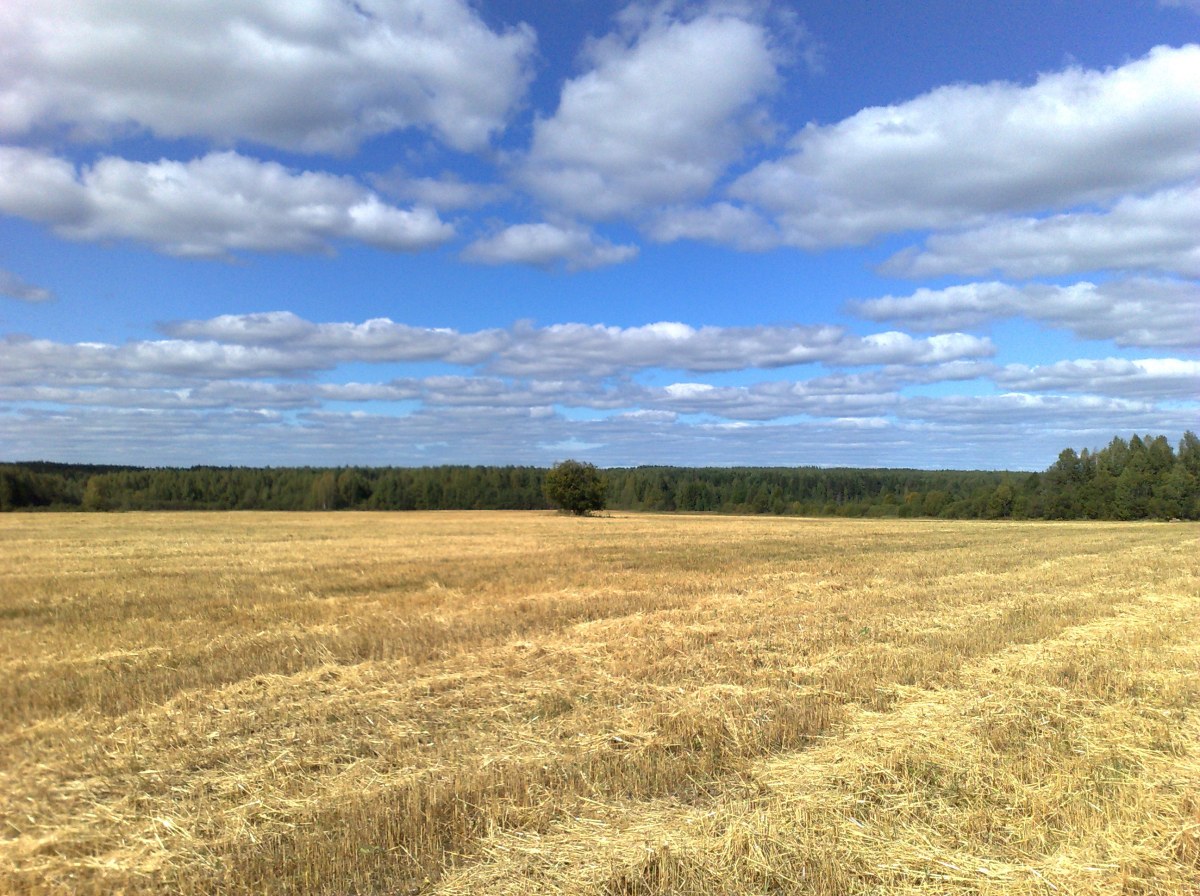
[852,279,1200,350]
[0,148,452,257]
[731,44,1200,247]
[0,7,1195,470]
[0,0,536,152]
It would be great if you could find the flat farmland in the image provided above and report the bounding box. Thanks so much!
[2,512,1198,895]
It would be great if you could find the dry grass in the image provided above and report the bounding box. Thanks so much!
[1,511,1197,895]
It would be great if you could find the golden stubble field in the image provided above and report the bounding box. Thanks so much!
[1,511,1198,895]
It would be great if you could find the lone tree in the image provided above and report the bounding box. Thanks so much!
[544,460,607,516]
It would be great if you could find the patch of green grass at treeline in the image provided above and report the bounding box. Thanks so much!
[2,432,1198,520]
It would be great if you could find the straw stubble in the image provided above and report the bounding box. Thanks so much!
[1,512,1196,894]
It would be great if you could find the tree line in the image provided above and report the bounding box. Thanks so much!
[1,432,1197,520]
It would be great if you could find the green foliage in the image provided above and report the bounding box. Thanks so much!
[1037,431,1200,521]
[1,431,1196,520]
[543,460,607,516]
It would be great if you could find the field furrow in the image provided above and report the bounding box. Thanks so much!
[1,513,1196,894]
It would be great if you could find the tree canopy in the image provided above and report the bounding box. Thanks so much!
[543,460,607,516]
[2,432,1197,521]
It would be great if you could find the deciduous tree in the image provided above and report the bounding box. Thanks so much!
[543,460,607,516]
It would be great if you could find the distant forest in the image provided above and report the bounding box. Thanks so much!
[2,432,1198,520]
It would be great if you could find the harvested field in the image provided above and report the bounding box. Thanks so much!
[1,511,1198,895]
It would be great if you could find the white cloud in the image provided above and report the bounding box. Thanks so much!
[0,375,633,414]
[2,315,996,394]
[852,278,1200,349]
[461,222,639,270]
[522,7,780,217]
[646,202,777,250]
[163,312,507,365]
[0,334,332,384]
[0,146,89,223]
[841,332,991,366]
[17,309,1192,469]
[6,393,1195,470]
[0,0,536,153]
[487,322,993,377]
[732,44,1200,247]
[368,170,508,211]
[0,381,326,411]
[649,375,900,421]
[421,375,633,410]
[663,382,716,399]
[0,268,53,302]
[897,360,996,384]
[0,360,992,425]
[881,181,1200,279]
[898,393,1172,431]
[0,147,453,257]
[641,362,994,423]
[994,358,1200,400]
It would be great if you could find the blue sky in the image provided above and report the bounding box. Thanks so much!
[1,0,1197,470]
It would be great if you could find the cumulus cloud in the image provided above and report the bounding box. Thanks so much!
[461,222,639,271]
[993,358,1200,400]
[368,170,508,211]
[646,202,777,250]
[522,6,780,217]
[852,278,1200,349]
[0,146,89,223]
[486,322,993,377]
[881,181,1200,279]
[0,402,598,467]
[2,315,995,395]
[0,362,993,424]
[0,375,633,414]
[0,147,452,257]
[898,392,1169,431]
[513,321,995,375]
[417,375,633,411]
[648,374,900,421]
[731,44,1200,247]
[0,334,334,385]
[161,311,506,363]
[5,391,1196,470]
[0,0,536,153]
[0,381,328,411]
[838,332,992,366]
[0,268,53,302]
[7,307,1189,469]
